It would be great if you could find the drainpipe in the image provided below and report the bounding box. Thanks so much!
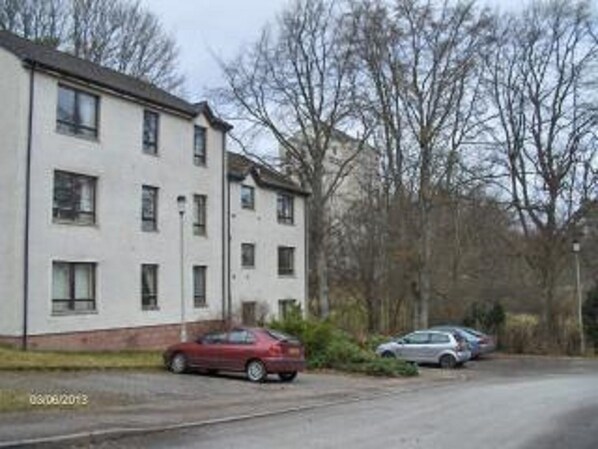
[226,153,232,326]
[222,132,232,326]
[22,65,35,351]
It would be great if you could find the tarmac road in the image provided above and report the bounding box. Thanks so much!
[72,358,598,449]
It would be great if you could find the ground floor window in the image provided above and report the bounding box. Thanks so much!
[242,301,257,326]
[141,264,158,310]
[52,262,96,313]
[278,299,297,320]
[193,266,207,308]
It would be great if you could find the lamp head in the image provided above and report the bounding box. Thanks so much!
[177,195,187,215]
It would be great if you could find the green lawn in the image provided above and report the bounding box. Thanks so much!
[0,346,163,371]
[0,389,31,412]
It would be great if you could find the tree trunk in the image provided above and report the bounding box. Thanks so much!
[417,141,432,330]
[317,244,330,318]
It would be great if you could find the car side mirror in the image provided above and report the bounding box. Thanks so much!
[195,337,203,344]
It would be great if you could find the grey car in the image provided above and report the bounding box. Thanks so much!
[376,330,471,368]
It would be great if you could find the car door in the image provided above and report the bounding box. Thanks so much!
[220,330,257,372]
[193,332,227,370]
[401,332,430,362]
[427,332,451,362]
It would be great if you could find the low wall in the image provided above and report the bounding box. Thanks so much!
[0,320,224,351]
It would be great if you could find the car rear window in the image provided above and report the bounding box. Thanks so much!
[452,332,465,342]
[265,329,300,343]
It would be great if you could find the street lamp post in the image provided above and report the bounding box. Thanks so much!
[572,239,585,355]
[177,195,187,342]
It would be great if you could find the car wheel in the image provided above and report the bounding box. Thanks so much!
[246,359,267,383]
[381,351,396,359]
[439,354,457,369]
[278,372,298,382]
[170,353,188,374]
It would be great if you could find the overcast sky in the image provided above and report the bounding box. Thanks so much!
[140,0,527,102]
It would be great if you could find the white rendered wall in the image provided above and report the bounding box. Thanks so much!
[23,71,226,335]
[0,49,29,336]
[229,174,306,321]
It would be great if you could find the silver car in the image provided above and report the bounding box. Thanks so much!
[376,330,471,368]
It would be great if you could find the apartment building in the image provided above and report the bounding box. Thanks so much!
[0,31,306,350]
[228,152,308,325]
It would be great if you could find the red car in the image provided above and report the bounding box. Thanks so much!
[163,327,306,382]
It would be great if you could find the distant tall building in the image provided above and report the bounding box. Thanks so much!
[280,128,378,222]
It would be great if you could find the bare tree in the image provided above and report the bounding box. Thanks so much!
[0,0,182,91]
[487,0,598,345]
[0,0,67,46]
[353,0,493,329]
[218,0,366,318]
[331,149,387,331]
[70,0,182,90]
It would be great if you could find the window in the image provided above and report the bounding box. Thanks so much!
[141,186,158,231]
[228,330,255,344]
[53,171,96,225]
[429,333,450,344]
[202,332,226,344]
[141,264,158,310]
[242,302,257,326]
[52,262,96,313]
[278,246,295,276]
[194,125,207,165]
[57,85,99,138]
[143,110,159,154]
[193,266,207,308]
[403,333,430,345]
[279,299,297,320]
[193,194,207,236]
[241,185,255,210]
[241,243,255,268]
[277,193,294,224]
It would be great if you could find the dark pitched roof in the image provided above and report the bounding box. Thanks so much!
[194,102,233,132]
[227,152,309,196]
[0,31,232,131]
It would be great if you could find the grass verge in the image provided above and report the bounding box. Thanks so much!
[0,389,32,412]
[0,346,162,371]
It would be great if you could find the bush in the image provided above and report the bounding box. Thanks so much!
[463,301,506,335]
[324,333,370,365]
[336,358,418,377]
[269,311,417,377]
[500,313,544,354]
[363,334,393,353]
